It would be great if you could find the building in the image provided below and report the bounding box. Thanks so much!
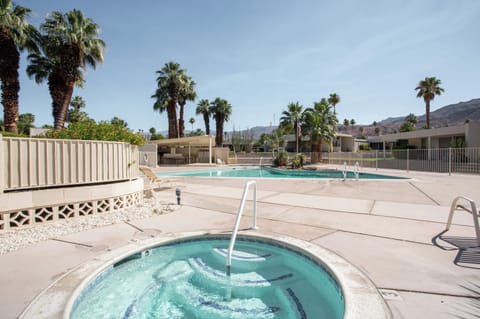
[368,122,480,150]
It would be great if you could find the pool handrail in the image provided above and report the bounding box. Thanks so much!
[446,196,480,246]
[226,180,258,276]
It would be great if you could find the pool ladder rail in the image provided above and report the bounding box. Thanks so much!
[226,180,258,277]
[446,196,480,246]
[342,161,360,181]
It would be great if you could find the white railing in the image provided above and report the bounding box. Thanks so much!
[226,180,257,276]
[0,135,139,193]
[325,147,480,175]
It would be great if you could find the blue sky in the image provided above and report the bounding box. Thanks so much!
[10,0,480,133]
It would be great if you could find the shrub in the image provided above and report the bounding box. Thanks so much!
[0,131,28,138]
[42,121,146,146]
[359,144,372,151]
[273,150,288,167]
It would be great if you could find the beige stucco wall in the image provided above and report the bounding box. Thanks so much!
[466,122,480,147]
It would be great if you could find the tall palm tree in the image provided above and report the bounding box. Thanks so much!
[152,62,186,138]
[0,0,38,133]
[196,99,211,135]
[415,77,444,129]
[27,9,105,129]
[70,95,85,111]
[279,102,303,153]
[303,100,337,163]
[327,93,340,115]
[210,97,232,147]
[177,76,196,137]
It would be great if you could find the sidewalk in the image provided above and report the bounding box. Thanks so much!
[0,169,479,318]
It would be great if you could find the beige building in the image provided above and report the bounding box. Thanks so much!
[368,122,480,150]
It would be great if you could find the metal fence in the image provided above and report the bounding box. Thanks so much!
[324,148,480,174]
[0,135,139,193]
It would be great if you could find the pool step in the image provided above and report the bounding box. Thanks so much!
[152,260,194,283]
[172,281,284,319]
[189,257,294,288]
[211,247,281,271]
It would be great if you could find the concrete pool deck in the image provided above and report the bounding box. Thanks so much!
[1,166,479,318]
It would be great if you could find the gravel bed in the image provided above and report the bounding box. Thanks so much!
[0,196,178,255]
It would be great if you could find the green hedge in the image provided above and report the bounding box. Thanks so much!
[43,121,146,146]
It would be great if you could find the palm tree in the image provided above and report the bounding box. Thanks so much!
[327,93,340,115]
[415,77,444,129]
[196,99,211,135]
[280,102,303,153]
[67,95,88,123]
[27,9,105,129]
[0,0,38,133]
[177,76,196,137]
[210,97,232,147]
[303,100,337,163]
[189,117,195,132]
[152,62,186,138]
[70,95,85,111]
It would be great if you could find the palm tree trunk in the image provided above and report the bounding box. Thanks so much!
[167,100,178,139]
[203,114,210,135]
[215,114,224,147]
[311,142,321,164]
[179,101,185,137]
[0,33,20,133]
[48,70,69,129]
[425,98,431,129]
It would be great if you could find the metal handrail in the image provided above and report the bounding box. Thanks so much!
[446,196,480,246]
[226,180,258,276]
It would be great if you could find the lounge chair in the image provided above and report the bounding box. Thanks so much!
[139,166,181,189]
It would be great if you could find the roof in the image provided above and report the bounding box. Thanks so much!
[149,135,215,147]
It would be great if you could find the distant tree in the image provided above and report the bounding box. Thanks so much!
[67,96,89,123]
[210,97,232,147]
[196,99,211,135]
[149,127,156,135]
[18,113,35,135]
[415,77,444,129]
[0,0,39,133]
[343,118,349,126]
[350,119,356,126]
[399,113,417,132]
[358,126,364,134]
[110,116,128,128]
[280,101,303,153]
[187,128,204,137]
[152,62,186,138]
[374,127,380,135]
[189,117,195,132]
[372,121,377,127]
[303,100,336,163]
[327,93,340,115]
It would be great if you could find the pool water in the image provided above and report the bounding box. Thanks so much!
[70,238,344,319]
[157,166,405,179]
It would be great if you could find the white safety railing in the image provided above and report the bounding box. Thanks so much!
[226,180,258,276]
[325,147,480,175]
[446,196,480,246]
[0,135,139,193]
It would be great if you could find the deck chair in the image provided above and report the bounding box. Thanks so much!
[139,166,181,189]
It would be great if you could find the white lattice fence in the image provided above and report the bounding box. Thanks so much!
[0,191,142,232]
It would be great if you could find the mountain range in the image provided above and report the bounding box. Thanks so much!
[229,98,480,138]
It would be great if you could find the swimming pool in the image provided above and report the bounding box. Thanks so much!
[157,166,405,180]
[70,237,344,319]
